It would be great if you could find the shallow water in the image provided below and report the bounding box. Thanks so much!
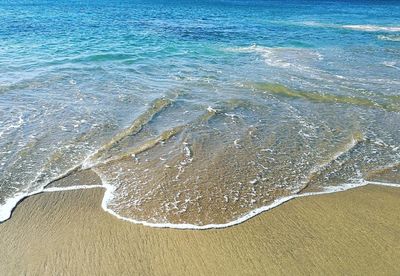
[0,0,399,226]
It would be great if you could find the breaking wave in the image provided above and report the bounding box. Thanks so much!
[342,25,400,32]
[300,21,400,33]
[1,87,400,228]
[378,35,400,42]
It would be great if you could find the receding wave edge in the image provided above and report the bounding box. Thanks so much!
[1,173,399,230]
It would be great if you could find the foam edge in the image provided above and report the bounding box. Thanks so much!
[1,178,399,230]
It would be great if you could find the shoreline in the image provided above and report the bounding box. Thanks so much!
[1,184,400,274]
[1,178,400,230]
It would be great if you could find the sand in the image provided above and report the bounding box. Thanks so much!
[1,185,400,275]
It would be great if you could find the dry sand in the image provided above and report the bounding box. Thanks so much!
[1,185,400,275]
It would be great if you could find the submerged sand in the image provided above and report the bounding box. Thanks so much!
[0,185,399,275]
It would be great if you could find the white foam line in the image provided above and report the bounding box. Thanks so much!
[1,177,400,229]
[342,25,400,32]
[378,35,400,42]
[0,159,89,222]
[0,184,104,222]
[365,181,400,188]
[43,185,104,192]
[0,189,45,222]
[95,175,400,230]
[300,22,400,33]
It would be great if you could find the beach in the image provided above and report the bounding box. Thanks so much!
[1,184,399,275]
[1,1,400,275]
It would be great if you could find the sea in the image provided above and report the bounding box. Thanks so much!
[1,0,399,229]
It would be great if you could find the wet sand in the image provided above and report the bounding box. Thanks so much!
[1,185,400,275]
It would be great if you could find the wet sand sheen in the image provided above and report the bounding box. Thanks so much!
[1,185,400,275]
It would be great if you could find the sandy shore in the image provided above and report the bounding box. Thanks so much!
[1,185,400,275]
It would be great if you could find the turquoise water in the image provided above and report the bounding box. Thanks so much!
[0,0,399,227]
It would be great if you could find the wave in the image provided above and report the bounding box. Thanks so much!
[99,179,400,229]
[1,90,399,229]
[0,161,84,222]
[0,95,214,223]
[1,99,400,228]
[83,97,173,167]
[342,25,400,32]
[96,125,185,166]
[378,35,400,42]
[299,133,364,192]
[300,21,400,33]
[93,109,222,168]
[383,61,400,71]
[1,172,399,230]
[225,45,323,73]
[0,96,173,222]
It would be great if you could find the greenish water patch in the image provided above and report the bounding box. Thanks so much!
[252,83,400,112]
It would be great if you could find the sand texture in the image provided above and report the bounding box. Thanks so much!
[1,185,400,275]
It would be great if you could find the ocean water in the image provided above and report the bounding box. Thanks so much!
[1,0,399,228]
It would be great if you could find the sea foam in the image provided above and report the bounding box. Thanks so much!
[1,163,399,230]
[342,25,400,32]
[52,179,400,230]
[378,35,400,42]
[300,21,400,33]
